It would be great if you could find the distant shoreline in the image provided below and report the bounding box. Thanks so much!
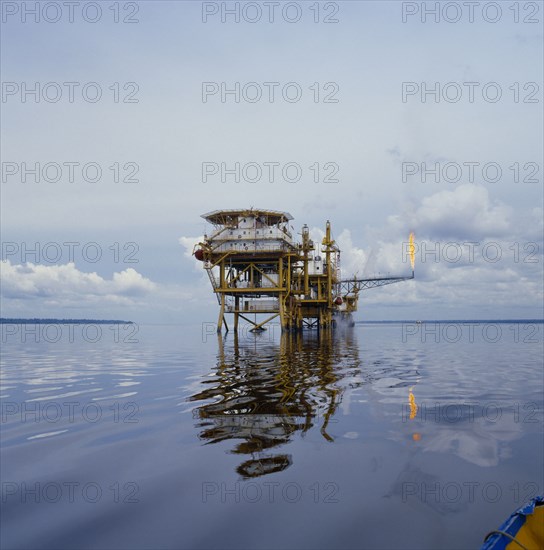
[357,319,544,324]
[0,318,133,324]
[0,318,541,325]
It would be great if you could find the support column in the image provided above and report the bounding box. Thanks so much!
[217,293,225,333]
[279,296,286,332]
[296,305,303,331]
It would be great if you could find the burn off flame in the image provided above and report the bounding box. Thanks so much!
[408,387,418,420]
[409,232,415,272]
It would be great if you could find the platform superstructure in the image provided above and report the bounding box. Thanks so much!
[194,208,414,332]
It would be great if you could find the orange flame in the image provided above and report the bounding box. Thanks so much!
[408,387,418,420]
[409,232,415,272]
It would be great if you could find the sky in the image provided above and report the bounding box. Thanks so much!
[1,0,543,323]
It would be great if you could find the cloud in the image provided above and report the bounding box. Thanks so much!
[388,184,511,241]
[1,261,156,305]
[178,235,204,272]
[310,185,542,315]
[309,227,377,279]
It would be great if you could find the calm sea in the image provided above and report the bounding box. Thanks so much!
[1,322,543,550]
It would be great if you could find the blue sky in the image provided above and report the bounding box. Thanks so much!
[1,1,543,322]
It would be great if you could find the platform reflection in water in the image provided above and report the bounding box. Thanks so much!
[189,328,360,477]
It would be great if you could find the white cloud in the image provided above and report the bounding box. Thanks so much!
[388,184,511,241]
[1,261,156,305]
[178,235,204,272]
[302,185,543,316]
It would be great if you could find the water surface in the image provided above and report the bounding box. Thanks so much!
[1,322,543,549]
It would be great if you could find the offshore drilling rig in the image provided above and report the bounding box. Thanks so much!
[193,209,415,332]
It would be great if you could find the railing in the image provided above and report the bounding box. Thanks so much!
[210,242,295,254]
[336,274,414,296]
[225,299,279,312]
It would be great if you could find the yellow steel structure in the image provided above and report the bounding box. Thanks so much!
[194,208,414,332]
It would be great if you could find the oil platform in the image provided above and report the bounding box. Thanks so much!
[194,208,415,332]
